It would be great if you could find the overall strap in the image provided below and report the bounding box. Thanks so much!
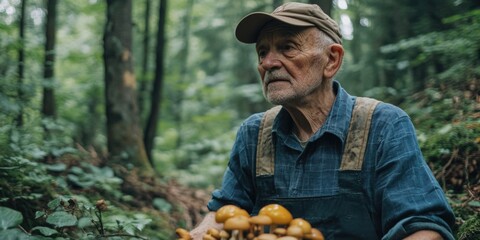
[340,97,380,170]
[256,105,282,176]
[255,97,380,176]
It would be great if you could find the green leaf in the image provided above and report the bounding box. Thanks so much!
[153,198,172,213]
[0,228,31,240]
[77,217,93,228]
[67,174,95,188]
[45,163,67,172]
[468,200,480,208]
[31,226,58,236]
[0,207,23,230]
[35,211,45,219]
[46,212,77,227]
[47,198,62,210]
[123,223,136,235]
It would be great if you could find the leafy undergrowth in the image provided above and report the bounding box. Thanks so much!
[401,79,480,239]
[0,146,210,239]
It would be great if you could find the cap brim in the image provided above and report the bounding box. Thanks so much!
[235,12,315,44]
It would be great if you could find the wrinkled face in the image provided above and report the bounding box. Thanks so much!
[256,22,328,105]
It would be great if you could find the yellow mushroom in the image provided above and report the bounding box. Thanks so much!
[257,233,278,240]
[219,230,230,240]
[249,215,272,235]
[223,215,251,240]
[202,234,217,240]
[289,218,312,236]
[273,227,287,237]
[286,225,304,239]
[258,204,293,232]
[175,228,192,240]
[277,237,298,240]
[215,205,250,224]
[207,228,221,239]
[304,228,324,240]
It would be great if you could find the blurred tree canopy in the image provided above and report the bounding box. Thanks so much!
[0,0,479,239]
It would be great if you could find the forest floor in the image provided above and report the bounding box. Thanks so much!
[69,146,212,230]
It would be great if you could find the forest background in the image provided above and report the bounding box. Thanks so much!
[0,0,479,239]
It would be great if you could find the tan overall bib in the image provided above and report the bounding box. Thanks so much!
[253,97,381,239]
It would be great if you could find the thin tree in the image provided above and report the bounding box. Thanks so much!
[42,0,57,118]
[144,0,167,161]
[16,0,27,126]
[138,0,151,118]
[104,0,153,174]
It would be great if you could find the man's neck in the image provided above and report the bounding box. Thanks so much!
[284,88,336,142]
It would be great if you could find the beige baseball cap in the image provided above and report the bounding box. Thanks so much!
[235,2,342,44]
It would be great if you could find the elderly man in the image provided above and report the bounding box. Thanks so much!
[190,2,455,239]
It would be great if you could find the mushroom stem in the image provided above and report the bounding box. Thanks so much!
[270,224,277,233]
[229,230,238,240]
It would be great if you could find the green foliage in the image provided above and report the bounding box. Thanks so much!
[155,126,236,188]
[0,207,23,230]
[0,207,33,240]
[419,122,479,161]
[457,214,480,240]
[0,197,153,239]
[46,211,77,228]
[67,162,123,198]
[380,9,480,88]
[0,155,55,204]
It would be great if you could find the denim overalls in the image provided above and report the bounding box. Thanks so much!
[251,97,381,239]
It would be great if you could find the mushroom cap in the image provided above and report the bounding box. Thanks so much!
[289,218,312,234]
[223,215,251,231]
[257,233,278,240]
[277,237,298,240]
[215,205,250,223]
[305,228,325,240]
[219,230,230,238]
[202,234,216,240]
[175,228,192,240]
[273,227,287,236]
[258,204,293,225]
[286,225,304,238]
[207,228,220,238]
[249,215,272,225]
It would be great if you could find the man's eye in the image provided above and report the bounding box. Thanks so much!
[281,44,294,51]
[257,50,266,58]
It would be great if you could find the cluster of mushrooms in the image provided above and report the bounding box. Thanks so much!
[176,204,324,240]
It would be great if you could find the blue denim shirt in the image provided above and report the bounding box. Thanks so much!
[208,81,455,239]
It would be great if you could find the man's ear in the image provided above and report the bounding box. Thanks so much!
[323,44,344,78]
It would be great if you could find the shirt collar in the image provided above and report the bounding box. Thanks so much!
[272,81,354,145]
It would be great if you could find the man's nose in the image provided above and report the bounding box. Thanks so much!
[260,51,282,71]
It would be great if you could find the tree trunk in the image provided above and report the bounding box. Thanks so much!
[144,0,167,162]
[16,0,27,127]
[309,0,332,16]
[42,0,57,118]
[104,0,152,175]
[138,0,151,118]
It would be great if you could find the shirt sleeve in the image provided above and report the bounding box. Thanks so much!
[207,114,261,213]
[375,113,455,240]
